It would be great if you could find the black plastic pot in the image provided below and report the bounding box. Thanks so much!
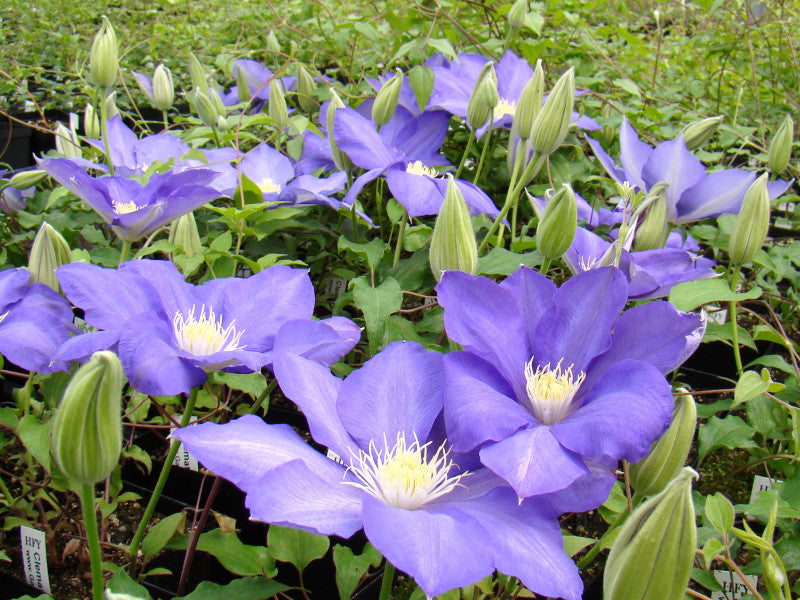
[0,120,32,170]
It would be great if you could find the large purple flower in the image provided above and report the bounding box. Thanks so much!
[174,342,583,599]
[436,267,705,501]
[54,259,360,395]
[36,157,221,241]
[0,268,75,373]
[587,118,792,224]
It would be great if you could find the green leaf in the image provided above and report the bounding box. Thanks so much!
[351,277,403,352]
[167,529,276,577]
[691,567,723,591]
[408,65,434,112]
[697,415,757,464]
[338,236,389,274]
[477,248,543,276]
[174,577,289,600]
[212,372,268,399]
[562,535,596,557]
[122,445,152,474]
[0,549,10,561]
[733,370,770,408]
[668,278,761,312]
[268,525,329,573]
[704,493,735,535]
[0,406,18,429]
[735,490,800,521]
[141,512,186,559]
[425,38,457,62]
[106,565,153,600]
[333,543,382,600]
[209,230,233,253]
[17,415,51,473]
[732,526,773,551]
[702,538,725,567]
[613,77,641,99]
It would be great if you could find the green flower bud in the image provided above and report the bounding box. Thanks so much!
[536,184,577,260]
[266,30,281,55]
[269,79,289,130]
[194,89,220,128]
[529,68,575,155]
[762,553,786,599]
[84,103,100,138]
[507,0,528,29]
[680,115,723,150]
[169,211,203,258]
[236,63,252,104]
[512,60,544,141]
[105,91,119,118]
[215,115,229,131]
[295,65,318,113]
[28,221,72,292]
[327,88,352,171]
[55,122,81,159]
[429,176,478,281]
[90,16,118,89]
[630,391,697,497]
[8,169,46,190]
[768,114,794,174]
[208,87,226,116]
[480,67,499,110]
[371,69,404,127]
[152,64,174,112]
[729,172,770,265]
[188,53,209,95]
[466,62,497,130]
[633,183,670,251]
[604,467,698,600]
[50,351,123,484]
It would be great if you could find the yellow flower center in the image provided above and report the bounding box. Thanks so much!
[172,305,245,357]
[344,433,467,510]
[493,97,517,120]
[113,200,139,214]
[405,161,438,178]
[256,177,282,194]
[524,357,586,425]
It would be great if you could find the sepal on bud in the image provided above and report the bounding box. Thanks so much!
[169,211,203,258]
[466,62,498,130]
[90,16,118,89]
[194,89,220,128]
[429,176,478,281]
[633,183,670,251]
[768,114,794,174]
[536,183,577,260]
[50,351,123,484]
[84,103,101,138]
[266,30,281,55]
[268,79,289,129]
[529,68,575,155]
[680,115,723,150]
[507,0,528,30]
[55,122,81,159]
[729,172,770,265]
[295,65,317,113]
[8,169,46,190]
[152,64,174,112]
[28,221,71,292]
[188,53,209,95]
[371,69,404,127]
[512,60,544,141]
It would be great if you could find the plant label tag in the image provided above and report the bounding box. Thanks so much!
[235,264,252,278]
[703,305,728,325]
[19,526,50,594]
[711,570,757,600]
[324,276,348,298]
[749,474,781,504]
[326,449,346,466]
[171,416,199,471]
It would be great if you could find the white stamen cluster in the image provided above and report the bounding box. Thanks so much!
[113,200,139,214]
[493,97,517,120]
[405,161,438,178]
[256,177,282,193]
[172,305,245,356]
[524,357,586,425]
[344,433,467,510]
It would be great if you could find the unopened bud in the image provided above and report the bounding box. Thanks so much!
[507,0,528,29]
[188,53,209,95]
[269,79,289,129]
[512,60,544,141]
[729,172,770,265]
[195,89,220,128]
[90,16,118,89]
[529,68,575,155]
[763,554,786,598]
[28,222,71,292]
[215,115,229,131]
[236,63,251,103]
[55,122,81,159]
[768,114,794,174]
[327,88,352,171]
[372,69,404,127]
[208,88,226,116]
[152,64,174,112]
[50,351,123,484]
[466,62,497,130]
[633,183,670,251]
[680,115,723,150]
[169,211,203,257]
[295,65,317,113]
[604,468,698,600]
[429,176,478,281]
[84,103,101,138]
[630,391,697,496]
[266,30,281,55]
[8,169,47,190]
[536,183,577,260]
[105,91,119,118]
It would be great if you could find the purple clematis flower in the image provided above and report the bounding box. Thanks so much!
[174,341,583,599]
[0,169,35,212]
[436,266,705,502]
[36,157,221,241]
[334,107,499,218]
[587,118,793,224]
[0,268,75,373]
[54,259,360,395]
[221,59,296,111]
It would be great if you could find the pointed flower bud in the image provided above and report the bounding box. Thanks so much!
[633,183,670,251]
[680,115,723,150]
[466,62,497,130]
[512,60,544,140]
[8,169,46,190]
[188,53,209,95]
[327,88,353,171]
[215,115,229,131]
[29,222,72,292]
[105,91,119,118]
[169,211,203,258]
[529,68,575,155]
[429,176,478,281]
[152,64,174,112]
[729,172,770,265]
[768,114,794,174]
[507,0,528,29]
[50,351,123,484]
[266,30,281,55]
[295,65,317,113]
[630,391,697,497]
[55,122,81,159]
[84,103,100,138]
[194,89,220,128]
[236,63,251,103]
[269,79,289,129]
[372,69,404,127]
[536,183,577,260]
[90,15,118,89]
[604,467,699,600]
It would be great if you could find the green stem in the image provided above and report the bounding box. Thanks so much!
[472,118,494,187]
[128,387,199,558]
[118,240,131,265]
[248,379,278,415]
[455,130,475,180]
[393,210,408,266]
[378,561,395,600]
[729,265,744,376]
[350,202,361,243]
[79,483,104,600]
[99,88,115,176]
[162,111,169,132]
[0,475,15,505]
[539,257,551,275]
[576,507,631,570]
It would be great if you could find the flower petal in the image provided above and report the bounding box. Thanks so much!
[675,168,755,223]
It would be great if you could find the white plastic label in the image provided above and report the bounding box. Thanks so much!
[20,526,50,594]
[326,449,346,466]
[711,570,758,600]
[324,276,348,298]
[749,474,781,504]
[171,415,199,471]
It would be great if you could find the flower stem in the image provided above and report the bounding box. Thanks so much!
[79,483,104,600]
[393,210,408,266]
[729,264,744,376]
[455,130,475,180]
[472,118,493,187]
[128,387,199,558]
[576,506,630,570]
[99,87,115,176]
[378,560,395,600]
[539,257,551,275]
[118,240,131,265]
[248,379,278,415]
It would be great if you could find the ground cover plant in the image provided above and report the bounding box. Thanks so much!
[1,1,799,599]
